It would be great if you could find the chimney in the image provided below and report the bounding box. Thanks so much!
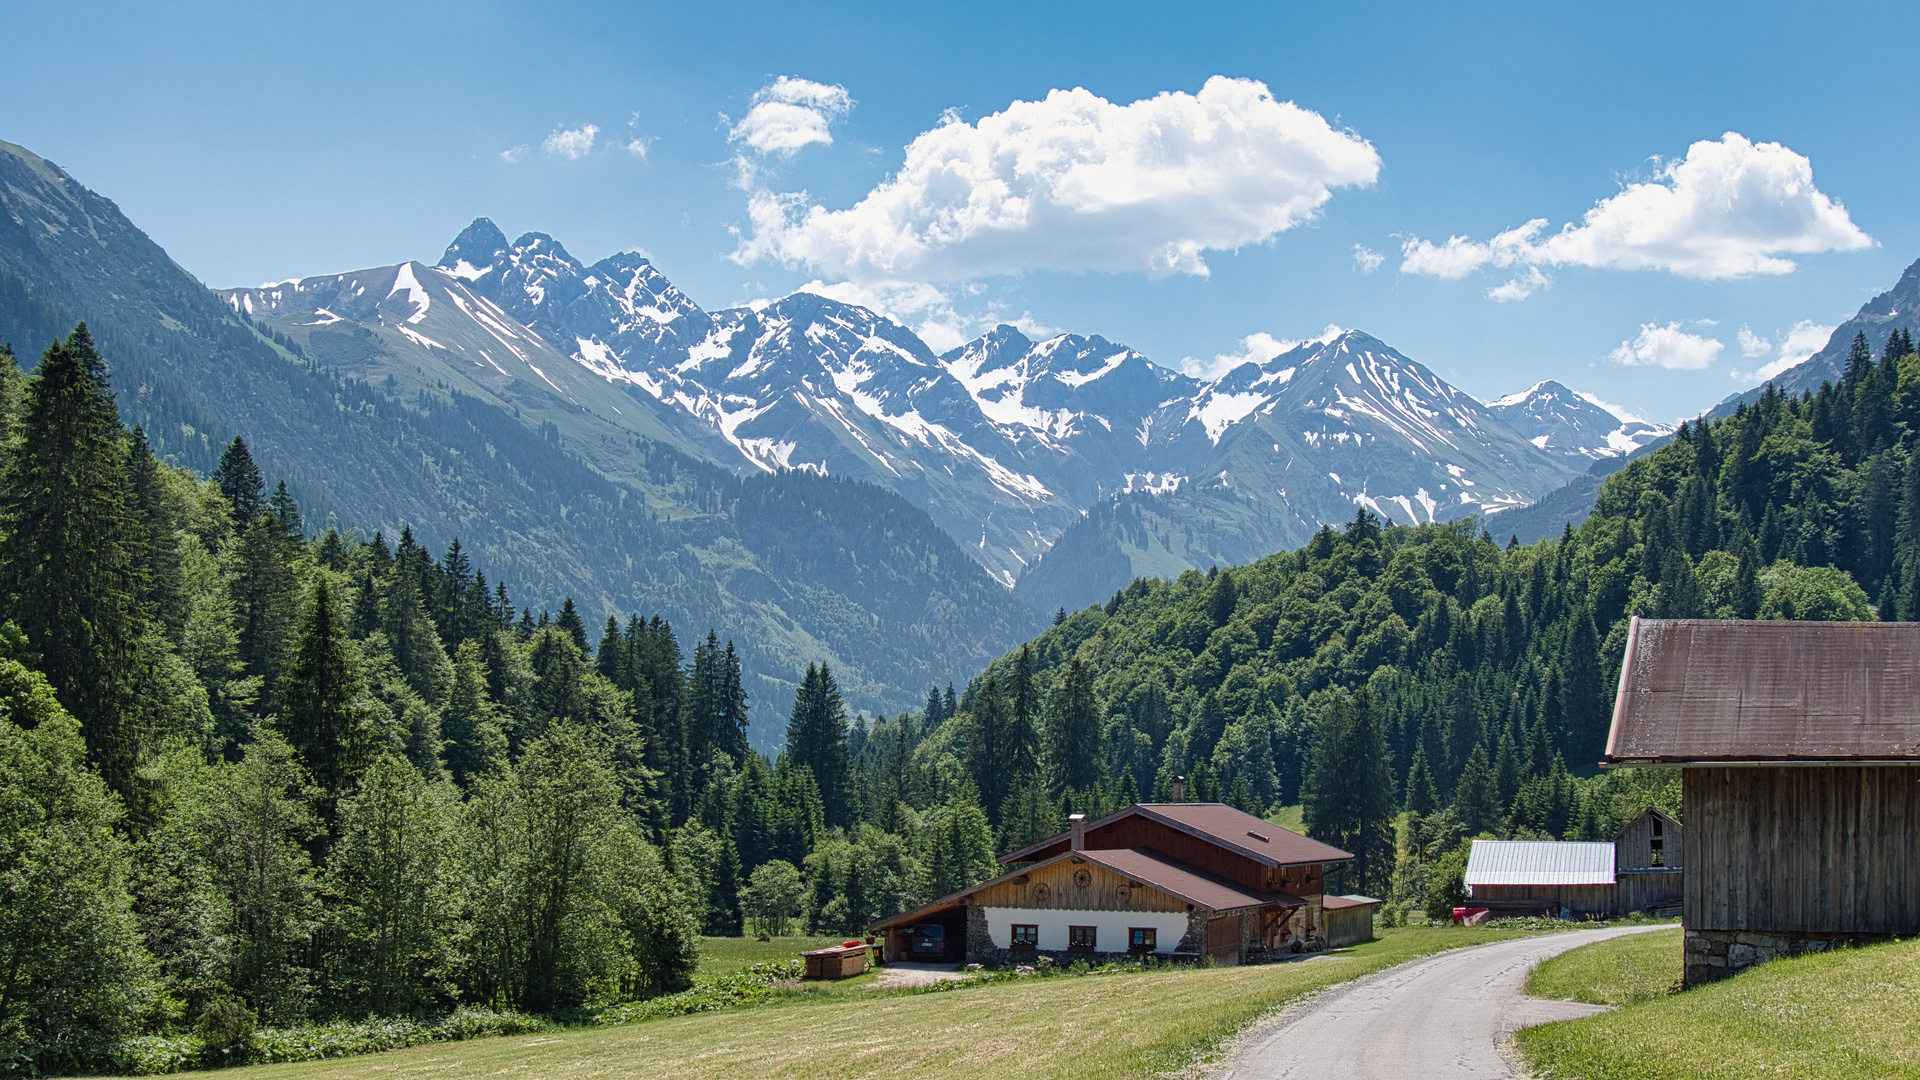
[1171,775,1186,803]
[1069,813,1086,851]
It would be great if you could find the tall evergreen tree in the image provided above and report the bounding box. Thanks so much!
[276,578,370,824]
[784,663,852,830]
[1302,689,1395,894]
[212,436,266,524]
[0,326,144,795]
[1043,659,1106,794]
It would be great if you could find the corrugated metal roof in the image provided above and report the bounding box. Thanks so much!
[1464,840,1615,886]
[1323,894,1382,910]
[999,802,1354,866]
[1608,618,1920,762]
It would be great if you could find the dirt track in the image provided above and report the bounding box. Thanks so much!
[1218,925,1670,1080]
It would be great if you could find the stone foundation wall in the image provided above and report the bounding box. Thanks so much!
[1683,928,1889,985]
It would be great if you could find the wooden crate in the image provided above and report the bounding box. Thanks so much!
[802,943,871,979]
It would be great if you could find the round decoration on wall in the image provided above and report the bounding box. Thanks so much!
[1032,882,1051,904]
[1116,884,1132,902]
[1073,868,1093,889]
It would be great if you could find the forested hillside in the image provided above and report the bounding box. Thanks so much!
[907,328,1909,911]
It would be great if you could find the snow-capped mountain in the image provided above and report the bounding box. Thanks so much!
[226,218,1586,592]
[1486,381,1672,462]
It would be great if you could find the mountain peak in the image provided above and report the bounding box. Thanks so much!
[438,218,509,275]
[1486,379,1669,461]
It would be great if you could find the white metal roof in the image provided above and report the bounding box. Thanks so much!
[1463,840,1616,886]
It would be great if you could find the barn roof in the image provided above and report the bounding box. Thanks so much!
[999,802,1353,867]
[1607,618,1920,764]
[1080,847,1306,913]
[1464,840,1616,886]
[1323,894,1383,910]
[867,845,1306,933]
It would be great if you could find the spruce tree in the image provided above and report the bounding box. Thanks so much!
[1043,658,1106,794]
[212,435,266,524]
[0,326,143,795]
[784,663,852,829]
[555,598,589,654]
[1302,689,1395,893]
[276,578,369,824]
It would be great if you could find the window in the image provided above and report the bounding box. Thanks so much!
[1128,927,1157,953]
[1010,924,1038,950]
[1650,817,1666,866]
[1068,926,1097,951]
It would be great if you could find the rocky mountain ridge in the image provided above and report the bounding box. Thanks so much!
[229,220,1603,593]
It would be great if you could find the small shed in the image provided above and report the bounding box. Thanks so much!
[1607,617,1920,984]
[1321,894,1381,946]
[801,942,871,979]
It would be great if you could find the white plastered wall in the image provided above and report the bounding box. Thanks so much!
[980,906,1191,953]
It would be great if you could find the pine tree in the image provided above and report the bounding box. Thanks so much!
[1044,659,1106,794]
[0,326,144,795]
[785,663,852,829]
[1452,743,1502,835]
[555,598,589,654]
[965,677,1019,823]
[1301,689,1395,893]
[276,578,369,823]
[442,640,507,788]
[1404,742,1439,816]
[212,435,266,525]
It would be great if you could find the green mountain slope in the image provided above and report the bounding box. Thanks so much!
[0,138,1040,736]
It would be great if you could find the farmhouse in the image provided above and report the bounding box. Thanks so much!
[869,798,1353,966]
[1607,617,1920,984]
[1461,808,1684,918]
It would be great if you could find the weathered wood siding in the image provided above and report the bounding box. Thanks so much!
[1468,883,1619,913]
[1616,810,1683,871]
[968,855,1187,913]
[1081,818,1257,891]
[1324,905,1375,947]
[1684,766,1920,934]
[1616,871,1684,911]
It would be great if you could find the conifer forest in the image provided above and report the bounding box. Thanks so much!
[0,322,1909,1071]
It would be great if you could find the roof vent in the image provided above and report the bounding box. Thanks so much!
[1247,831,1269,842]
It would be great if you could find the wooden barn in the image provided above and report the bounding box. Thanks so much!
[1607,617,1920,984]
[1461,809,1684,918]
[868,799,1353,966]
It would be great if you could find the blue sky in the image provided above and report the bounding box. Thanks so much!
[4,0,1915,420]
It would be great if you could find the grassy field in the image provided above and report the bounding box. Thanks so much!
[1519,936,1920,1079]
[195,925,1556,1080]
[696,935,848,976]
[1266,804,1305,833]
[1524,925,1682,1006]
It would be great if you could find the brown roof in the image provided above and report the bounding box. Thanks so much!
[867,845,1305,933]
[999,802,1354,866]
[1322,894,1383,910]
[1607,618,1920,763]
[1081,848,1306,913]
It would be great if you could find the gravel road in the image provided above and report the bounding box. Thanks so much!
[1218,925,1673,1080]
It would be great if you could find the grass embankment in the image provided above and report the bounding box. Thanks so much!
[195,925,1548,1080]
[1520,931,1920,1079]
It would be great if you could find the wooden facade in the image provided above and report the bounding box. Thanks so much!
[1606,618,1920,983]
[967,855,1188,914]
[871,802,1352,965]
[1684,766,1920,934]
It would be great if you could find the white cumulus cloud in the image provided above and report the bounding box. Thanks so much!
[543,124,599,159]
[1733,319,1835,383]
[1401,133,1872,293]
[1608,322,1725,370]
[1487,266,1550,302]
[734,76,1381,286]
[499,144,529,163]
[1352,245,1385,273]
[730,77,854,156]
